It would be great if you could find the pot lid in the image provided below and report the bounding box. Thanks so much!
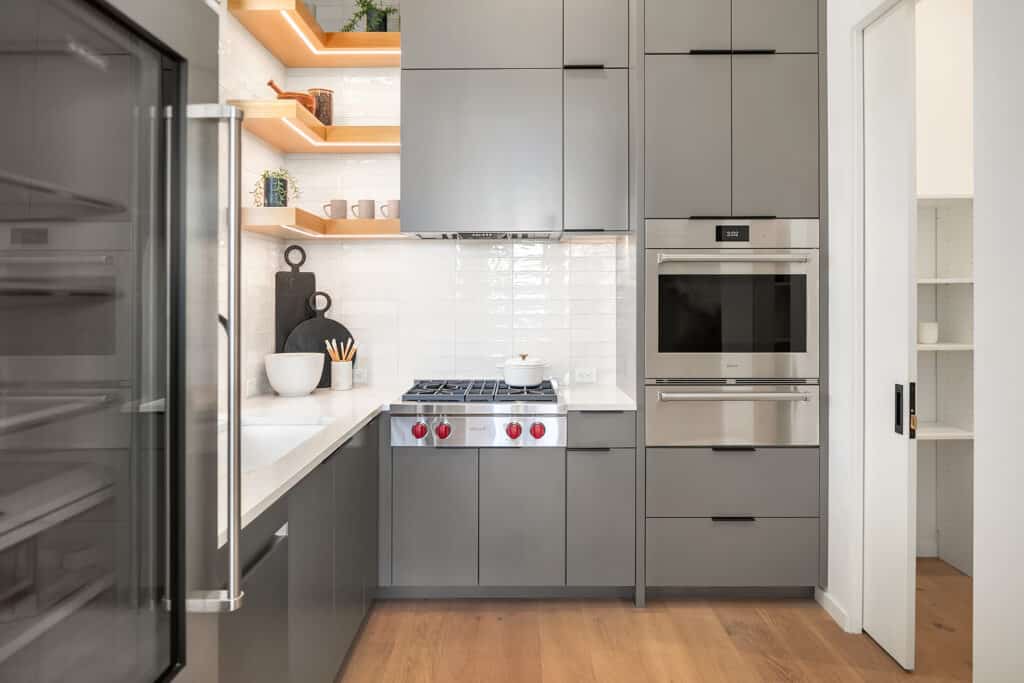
[504,353,548,368]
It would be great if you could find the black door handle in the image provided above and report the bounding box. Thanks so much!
[909,382,917,439]
[895,384,904,435]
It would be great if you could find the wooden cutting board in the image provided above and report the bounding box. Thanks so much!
[275,245,315,353]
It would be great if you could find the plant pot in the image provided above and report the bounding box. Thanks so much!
[264,177,289,207]
[365,8,388,32]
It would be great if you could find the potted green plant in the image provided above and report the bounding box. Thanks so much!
[342,0,398,32]
[252,169,300,208]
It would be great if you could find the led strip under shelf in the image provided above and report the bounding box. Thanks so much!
[280,118,400,150]
[279,11,400,57]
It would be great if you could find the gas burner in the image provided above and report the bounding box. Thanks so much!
[493,380,558,403]
[400,379,559,404]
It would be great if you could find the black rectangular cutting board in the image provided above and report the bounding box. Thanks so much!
[275,246,315,353]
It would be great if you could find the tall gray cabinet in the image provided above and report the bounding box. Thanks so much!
[644,0,820,219]
[401,0,630,234]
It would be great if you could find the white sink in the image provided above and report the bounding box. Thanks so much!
[218,425,325,474]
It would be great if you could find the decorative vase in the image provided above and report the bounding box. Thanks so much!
[365,8,388,32]
[264,177,288,207]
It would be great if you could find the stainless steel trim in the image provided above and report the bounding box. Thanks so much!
[656,253,810,264]
[162,105,174,613]
[391,414,567,448]
[645,218,820,249]
[0,255,112,265]
[657,391,812,402]
[185,104,245,614]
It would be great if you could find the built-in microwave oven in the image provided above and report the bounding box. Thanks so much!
[645,219,820,380]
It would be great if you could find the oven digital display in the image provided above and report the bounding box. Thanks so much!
[716,225,750,242]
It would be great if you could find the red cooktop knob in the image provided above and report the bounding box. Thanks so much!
[506,422,523,439]
[411,422,428,440]
[435,422,452,440]
[530,422,546,440]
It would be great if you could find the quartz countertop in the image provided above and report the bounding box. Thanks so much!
[217,382,636,544]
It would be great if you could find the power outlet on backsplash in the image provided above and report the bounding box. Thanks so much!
[574,368,597,385]
[354,368,368,384]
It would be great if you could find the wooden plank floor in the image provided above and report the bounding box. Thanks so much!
[339,560,971,683]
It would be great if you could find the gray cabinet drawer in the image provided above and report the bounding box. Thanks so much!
[647,448,819,517]
[567,411,636,448]
[567,448,635,586]
[733,0,819,53]
[647,517,818,587]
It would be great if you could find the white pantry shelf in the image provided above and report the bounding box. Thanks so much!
[917,343,973,352]
[917,277,974,285]
[917,422,974,441]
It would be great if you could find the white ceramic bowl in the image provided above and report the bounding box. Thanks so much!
[265,353,323,397]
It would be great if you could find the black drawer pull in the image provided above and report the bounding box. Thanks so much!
[564,64,605,69]
[733,49,777,55]
[711,446,756,453]
[689,215,778,220]
[711,516,757,523]
[571,447,613,453]
[688,49,732,55]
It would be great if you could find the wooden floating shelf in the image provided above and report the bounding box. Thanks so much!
[230,100,400,154]
[243,207,403,240]
[917,422,974,441]
[228,0,401,68]
[917,343,974,352]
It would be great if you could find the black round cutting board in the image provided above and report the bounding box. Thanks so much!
[283,292,356,388]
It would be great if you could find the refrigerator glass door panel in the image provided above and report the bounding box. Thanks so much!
[0,0,186,680]
[645,249,819,379]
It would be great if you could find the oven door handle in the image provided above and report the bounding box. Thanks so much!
[656,253,810,264]
[657,392,812,403]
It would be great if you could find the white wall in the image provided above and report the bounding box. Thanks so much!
[973,1,1024,678]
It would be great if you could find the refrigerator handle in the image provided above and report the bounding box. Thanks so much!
[185,104,246,614]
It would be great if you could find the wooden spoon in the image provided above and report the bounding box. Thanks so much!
[267,79,315,114]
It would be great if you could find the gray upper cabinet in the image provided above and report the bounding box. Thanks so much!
[401,0,562,69]
[732,0,819,53]
[565,0,628,67]
[567,449,635,586]
[645,55,732,218]
[564,69,629,231]
[393,448,478,586]
[645,0,731,53]
[479,448,566,586]
[732,54,819,218]
[401,69,563,234]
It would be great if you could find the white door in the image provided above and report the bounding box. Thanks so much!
[862,0,918,671]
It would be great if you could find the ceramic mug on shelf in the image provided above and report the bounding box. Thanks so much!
[379,199,400,219]
[350,199,375,219]
[322,199,347,219]
[919,321,940,345]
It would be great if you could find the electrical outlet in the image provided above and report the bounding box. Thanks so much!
[574,367,597,384]
[353,368,368,384]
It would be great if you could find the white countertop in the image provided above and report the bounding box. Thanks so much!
[218,382,636,544]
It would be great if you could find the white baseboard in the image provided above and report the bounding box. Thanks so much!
[815,588,860,634]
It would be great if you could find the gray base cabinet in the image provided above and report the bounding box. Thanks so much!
[479,448,566,586]
[289,459,337,683]
[220,533,289,683]
[393,447,478,586]
[567,448,635,586]
[646,517,818,587]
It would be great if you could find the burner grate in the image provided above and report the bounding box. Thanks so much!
[402,379,558,403]
[493,380,558,403]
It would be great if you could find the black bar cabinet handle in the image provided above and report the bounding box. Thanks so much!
[689,215,778,220]
[712,516,757,523]
[564,64,605,69]
[711,447,757,452]
[688,49,732,55]
[895,384,904,435]
[733,49,778,55]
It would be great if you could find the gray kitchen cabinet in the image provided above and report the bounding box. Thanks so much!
[567,410,636,448]
[393,447,478,586]
[356,420,379,612]
[220,530,290,683]
[567,448,635,586]
[645,0,731,53]
[564,69,629,232]
[401,69,563,234]
[334,444,363,656]
[565,0,628,67]
[646,448,820,518]
[479,448,565,586]
[732,0,819,53]
[646,517,819,587]
[288,459,337,683]
[645,55,732,218]
[732,54,819,218]
[401,0,561,69]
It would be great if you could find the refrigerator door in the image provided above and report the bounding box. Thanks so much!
[0,0,218,681]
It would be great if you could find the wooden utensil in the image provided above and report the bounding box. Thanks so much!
[267,79,315,114]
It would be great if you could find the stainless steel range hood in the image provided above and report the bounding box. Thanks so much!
[416,231,564,241]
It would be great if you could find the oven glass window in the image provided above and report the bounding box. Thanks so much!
[659,274,808,353]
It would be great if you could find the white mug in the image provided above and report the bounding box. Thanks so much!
[379,199,400,219]
[322,199,347,218]
[918,321,940,345]
[350,199,375,219]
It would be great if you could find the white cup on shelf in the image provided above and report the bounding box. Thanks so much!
[331,361,353,391]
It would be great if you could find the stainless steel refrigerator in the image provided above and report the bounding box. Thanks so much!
[0,0,240,680]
